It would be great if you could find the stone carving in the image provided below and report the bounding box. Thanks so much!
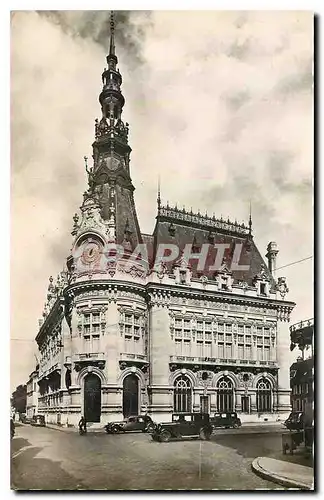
[253,264,270,284]
[276,277,289,299]
[155,261,168,280]
[238,372,253,392]
[197,370,213,387]
[277,306,292,322]
[200,275,208,287]
[106,260,117,277]
[72,194,113,241]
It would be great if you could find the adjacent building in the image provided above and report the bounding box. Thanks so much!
[35,14,295,427]
[290,318,314,427]
[26,365,39,419]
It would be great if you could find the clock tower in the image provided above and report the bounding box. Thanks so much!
[85,12,142,250]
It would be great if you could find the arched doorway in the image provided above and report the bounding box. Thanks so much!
[217,377,234,412]
[84,373,101,423]
[256,378,272,412]
[174,375,192,413]
[123,375,139,418]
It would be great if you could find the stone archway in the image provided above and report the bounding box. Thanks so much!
[123,374,139,418]
[84,373,101,423]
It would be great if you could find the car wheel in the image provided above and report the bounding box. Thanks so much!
[233,423,239,429]
[146,423,155,433]
[199,428,211,441]
[111,425,121,434]
[159,430,171,442]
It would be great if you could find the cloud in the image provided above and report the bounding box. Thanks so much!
[11,10,313,389]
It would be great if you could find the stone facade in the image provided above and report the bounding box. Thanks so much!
[35,15,295,427]
[26,366,39,419]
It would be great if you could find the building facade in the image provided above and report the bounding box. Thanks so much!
[290,319,314,427]
[26,365,39,419]
[35,15,295,427]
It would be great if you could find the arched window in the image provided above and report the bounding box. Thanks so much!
[217,377,234,412]
[174,376,192,413]
[257,378,272,412]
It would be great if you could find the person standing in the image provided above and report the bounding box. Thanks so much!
[78,416,87,434]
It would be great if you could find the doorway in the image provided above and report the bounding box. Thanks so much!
[123,375,139,418]
[200,395,209,414]
[241,396,250,413]
[84,373,101,423]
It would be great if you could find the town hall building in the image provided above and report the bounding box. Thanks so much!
[35,14,295,427]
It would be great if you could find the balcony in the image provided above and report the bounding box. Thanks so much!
[38,363,61,381]
[169,356,277,373]
[290,318,314,351]
[73,352,106,371]
[119,352,149,371]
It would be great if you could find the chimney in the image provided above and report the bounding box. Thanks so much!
[266,241,279,277]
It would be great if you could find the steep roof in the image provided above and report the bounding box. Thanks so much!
[144,205,274,286]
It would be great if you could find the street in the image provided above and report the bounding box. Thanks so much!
[11,424,309,490]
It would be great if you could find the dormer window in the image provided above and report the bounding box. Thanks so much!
[180,270,186,284]
[260,283,266,296]
[221,276,227,290]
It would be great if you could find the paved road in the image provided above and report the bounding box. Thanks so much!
[11,424,292,491]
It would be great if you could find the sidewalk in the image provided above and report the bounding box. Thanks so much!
[252,457,314,490]
[45,423,105,433]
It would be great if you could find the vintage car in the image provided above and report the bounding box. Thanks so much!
[30,415,46,427]
[283,412,304,431]
[151,413,213,442]
[105,415,155,434]
[210,412,242,429]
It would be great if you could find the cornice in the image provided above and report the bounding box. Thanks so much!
[146,282,295,311]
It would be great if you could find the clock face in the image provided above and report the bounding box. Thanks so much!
[81,240,101,265]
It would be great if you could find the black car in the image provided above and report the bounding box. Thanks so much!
[210,412,242,429]
[152,413,213,442]
[105,415,155,434]
[31,415,46,427]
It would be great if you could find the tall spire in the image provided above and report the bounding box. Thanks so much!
[157,175,161,212]
[248,200,252,235]
[109,11,116,57]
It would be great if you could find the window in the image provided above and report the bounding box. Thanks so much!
[174,376,192,413]
[245,345,252,359]
[260,283,266,296]
[257,346,263,361]
[204,342,212,358]
[225,343,232,358]
[264,346,270,361]
[256,378,272,412]
[121,310,144,354]
[183,340,191,356]
[217,378,234,412]
[238,344,244,360]
[218,343,224,358]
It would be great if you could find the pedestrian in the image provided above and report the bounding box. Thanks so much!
[78,416,87,434]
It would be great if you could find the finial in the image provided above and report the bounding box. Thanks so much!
[109,11,115,57]
[249,200,252,235]
[157,175,161,210]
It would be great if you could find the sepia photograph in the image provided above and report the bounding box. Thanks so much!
[10,8,314,491]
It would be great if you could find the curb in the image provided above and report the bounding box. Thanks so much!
[45,424,106,434]
[251,457,313,490]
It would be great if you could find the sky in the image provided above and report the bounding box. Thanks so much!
[10,10,313,391]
